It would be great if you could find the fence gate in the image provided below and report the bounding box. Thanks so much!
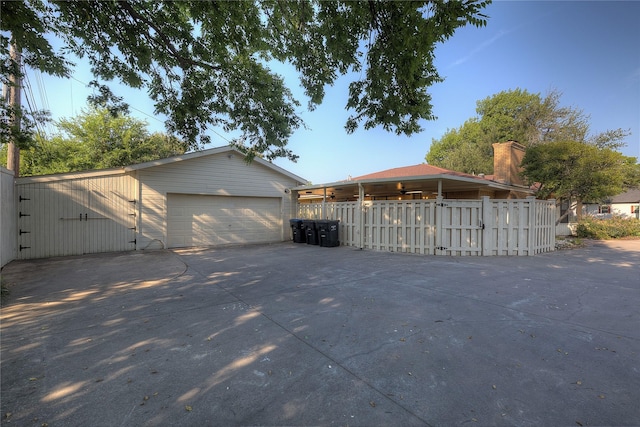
[16,175,137,259]
[435,199,483,256]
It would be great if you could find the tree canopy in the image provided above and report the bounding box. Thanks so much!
[425,88,628,174]
[520,140,640,221]
[1,0,490,162]
[0,105,188,175]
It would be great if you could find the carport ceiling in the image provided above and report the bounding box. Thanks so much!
[295,175,511,199]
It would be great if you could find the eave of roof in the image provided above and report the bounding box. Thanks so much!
[293,173,532,194]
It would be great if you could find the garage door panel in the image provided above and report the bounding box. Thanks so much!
[167,194,281,248]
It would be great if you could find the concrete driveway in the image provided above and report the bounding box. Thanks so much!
[1,240,639,426]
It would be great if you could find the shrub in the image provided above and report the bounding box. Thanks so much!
[576,216,640,239]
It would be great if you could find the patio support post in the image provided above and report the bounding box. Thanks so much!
[437,179,443,198]
[358,183,365,249]
[322,187,327,219]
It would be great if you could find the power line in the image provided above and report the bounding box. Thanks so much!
[34,69,53,135]
[24,71,235,147]
[21,67,48,137]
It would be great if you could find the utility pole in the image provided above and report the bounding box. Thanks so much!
[6,39,22,177]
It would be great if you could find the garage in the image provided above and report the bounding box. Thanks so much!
[8,146,306,261]
[167,194,282,248]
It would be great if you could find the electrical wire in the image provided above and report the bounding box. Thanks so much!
[21,66,48,138]
[34,69,53,135]
[22,70,235,147]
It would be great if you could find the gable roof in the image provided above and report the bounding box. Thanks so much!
[125,145,306,182]
[352,163,486,182]
[293,161,532,200]
[16,145,307,184]
[610,188,640,204]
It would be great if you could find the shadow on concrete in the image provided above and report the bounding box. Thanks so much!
[1,240,639,426]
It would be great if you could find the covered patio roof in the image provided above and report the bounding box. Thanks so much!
[293,164,533,201]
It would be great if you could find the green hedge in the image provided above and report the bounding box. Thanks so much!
[576,216,640,239]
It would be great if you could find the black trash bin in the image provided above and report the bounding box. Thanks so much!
[317,220,340,247]
[302,220,319,245]
[289,219,306,243]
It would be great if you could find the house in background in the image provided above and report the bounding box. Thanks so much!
[296,141,533,202]
[572,188,640,221]
[602,188,640,219]
[294,141,556,257]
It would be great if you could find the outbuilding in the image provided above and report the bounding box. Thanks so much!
[13,146,306,260]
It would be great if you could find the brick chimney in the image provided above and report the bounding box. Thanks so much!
[492,141,526,186]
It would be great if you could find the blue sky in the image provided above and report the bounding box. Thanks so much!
[23,1,640,184]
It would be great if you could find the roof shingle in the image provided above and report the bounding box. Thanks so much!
[351,164,485,181]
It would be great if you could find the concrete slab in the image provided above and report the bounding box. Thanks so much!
[1,240,639,426]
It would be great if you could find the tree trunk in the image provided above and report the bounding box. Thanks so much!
[555,199,578,226]
[576,199,583,222]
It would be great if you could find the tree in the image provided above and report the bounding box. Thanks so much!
[424,118,492,174]
[424,88,624,174]
[1,0,491,163]
[520,140,640,222]
[0,106,188,175]
[475,88,590,147]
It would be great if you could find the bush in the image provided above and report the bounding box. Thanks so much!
[576,216,640,239]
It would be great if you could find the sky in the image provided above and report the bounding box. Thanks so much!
[20,1,640,184]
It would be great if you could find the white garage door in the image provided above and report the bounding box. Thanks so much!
[167,194,282,248]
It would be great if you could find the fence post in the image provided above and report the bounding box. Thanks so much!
[435,196,444,255]
[527,196,536,256]
[481,196,492,256]
[357,183,365,249]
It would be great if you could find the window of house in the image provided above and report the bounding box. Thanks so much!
[559,199,572,223]
[632,205,639,214]
[599,205,611,214]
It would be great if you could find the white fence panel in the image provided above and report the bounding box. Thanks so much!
[297,202,358,246]
[362,201,436,254]
[437,199,483,256]
[297,198,555,256]
[1,167,17,268]
[533,200,556,254]
[326,202,358,247]
[297,203,322,220]
[485,198,532,256]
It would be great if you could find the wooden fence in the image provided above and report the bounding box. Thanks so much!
[297,196,555,256]
[1,167,17,268]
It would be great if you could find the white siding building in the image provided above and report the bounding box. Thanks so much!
[13,146,306,260]
[609,188,640,219]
